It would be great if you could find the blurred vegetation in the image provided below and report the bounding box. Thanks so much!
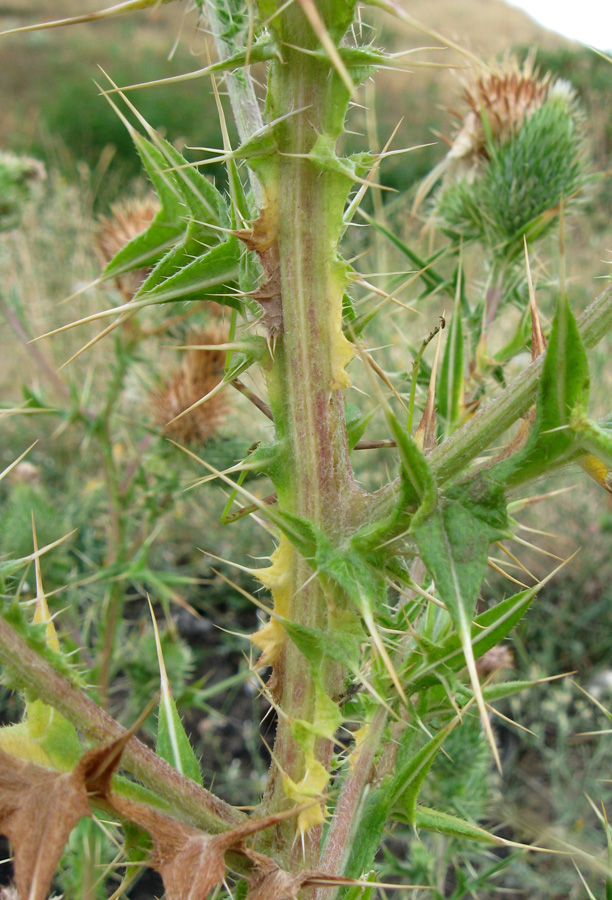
[0,6,233,206]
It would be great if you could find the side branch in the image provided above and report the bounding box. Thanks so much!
[364,282,612,522]
[0,617,246,833]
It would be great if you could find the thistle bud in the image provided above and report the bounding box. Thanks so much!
[431,56,586,253]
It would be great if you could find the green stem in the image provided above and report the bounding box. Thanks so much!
[255,1,359,867]
[316,706,388,891]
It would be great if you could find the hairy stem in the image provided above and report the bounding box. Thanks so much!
[255,0,359,868]
[316,706,387,893]
[0,616,245,832]
[206,0,264,206]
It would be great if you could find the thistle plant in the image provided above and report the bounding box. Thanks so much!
[1,2,612,899]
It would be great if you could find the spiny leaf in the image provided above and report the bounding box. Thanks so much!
[410,474,510,768]
[385,406,436,513]
[102,73,229,228]
[345,405,375,452]
[130,238,242,309]
[438,264,465,436]
[490,291,590,489]
[149,600,203,785]
[404,543,580,690]
[411,805,504,843]
[98,86,231,292]
[110,795,309,900]
[100,131,187,281]
[0,717,147,900]
[0,748,92,900]
[390,721,455,822]
[404,583,536,691]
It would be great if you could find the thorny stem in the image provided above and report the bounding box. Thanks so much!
[316,706,388,898]
[0,616,246,832]
[256,0,360,868]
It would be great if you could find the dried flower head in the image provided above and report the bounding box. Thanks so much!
[430,55,585,252]
[413,54,578,220]
[153,326,230,444]
[450,54,555,171]
[96,195,159,301]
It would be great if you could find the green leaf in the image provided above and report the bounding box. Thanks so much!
[345,404,374,451]
[102,133,187,280]
[0,699,83,770]
[410,474,509,765]
[145,131,229,229]
[149,601,203,785]
[403,583,538,692]
[352,403,436,554]
[491,292,590,489]
[438,281,464,436]
[282,617,363,675]
[385,408,436,513]
[411,475,508,620]
[134,238,242,309]
[390,721,455,823]
[134,229,211,298]
[481,678,553,703]
[411,806,503,844]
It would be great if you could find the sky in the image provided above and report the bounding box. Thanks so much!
[507,0,612,51]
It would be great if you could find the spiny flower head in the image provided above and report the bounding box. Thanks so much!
[96,195,159,301]
[153,325,230,445]
[449,54,558,170]
[434,55,585,253]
